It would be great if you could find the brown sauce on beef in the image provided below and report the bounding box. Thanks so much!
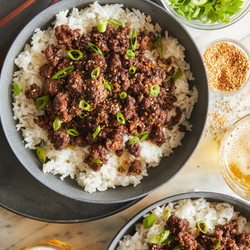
[28,23,185,172]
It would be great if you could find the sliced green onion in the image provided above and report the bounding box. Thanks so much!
[79,100,91,111]
[52,66,74,79]
[143,213,155,228]
[36,147,47,163]
[67,50,83,60]
[91,158,102,164]
[150,85,160,97]
[156,34,163,56]
[128,131,150,145]
[107,19,123,26]
[197,220,208,233]
[164,208,171,221]
[91,67,100,79]
[79,114,85,119]
[165,94,170,98]
[12,83,20,95]
[117,113,125,125]
[93,125,101,139]
[53,116,61,131]
[119,91,127,99]
[173,68,183,81]
[150,230,170,244]
[164,234,175,245]
[126,50,135,59]
[130,28,137,51]
[67,129,79,136]
[104,79,112,91]
[173,246,181,250]
[88,42,103,55]
[35,95,49,110]
[129,66,136,74]
[98,19,108,33]
[215,239,221,249]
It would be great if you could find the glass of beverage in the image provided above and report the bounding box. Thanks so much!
[219,114,250,201]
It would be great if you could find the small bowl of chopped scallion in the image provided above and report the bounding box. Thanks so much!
[157,0,250,29]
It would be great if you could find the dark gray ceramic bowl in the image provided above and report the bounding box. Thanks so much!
[108,192,250,249]
[0,0,208,204]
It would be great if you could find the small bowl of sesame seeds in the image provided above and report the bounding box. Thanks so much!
[202,38,250,95]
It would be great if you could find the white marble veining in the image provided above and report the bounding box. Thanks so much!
[0,9,249,250]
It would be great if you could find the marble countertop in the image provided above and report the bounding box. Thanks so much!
[1,5,250,250]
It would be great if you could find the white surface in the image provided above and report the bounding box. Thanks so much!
[1,9,250,250]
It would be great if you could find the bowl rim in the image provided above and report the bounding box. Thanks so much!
[108,191,250,250]
[157,0,250,30]
[202,38,250,95]
[0,0,208,204]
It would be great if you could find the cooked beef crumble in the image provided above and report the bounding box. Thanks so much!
[28,23,185,172]
[149,215,250,250]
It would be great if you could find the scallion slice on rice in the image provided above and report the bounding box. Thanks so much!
[129,131,150,145]
[173,68,182,81]
[36,147,47,163]
[12,83,20,95]
[143,213,155,228]
[150,230,170,244]
[197,220,208,233]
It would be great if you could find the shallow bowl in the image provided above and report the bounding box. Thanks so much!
[0,0,208,203]
[108,192,250,249]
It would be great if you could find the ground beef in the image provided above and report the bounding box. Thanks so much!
[165,215,189,235]
[128,160,142,175]
[25,83,40,99]
[30,24,185,171]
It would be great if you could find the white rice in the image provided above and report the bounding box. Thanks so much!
[117,198,250,250]
[12,2,198,193]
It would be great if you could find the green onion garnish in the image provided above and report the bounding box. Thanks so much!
[215,239,221,249]
[35,95,49,110]
[155,34,163,56]
[128,131,150,145]
[52,66,74,79]
[67,50,83,60]
[88,42,103,55]
[126,50,135,59]
[150,230,170,244]
[104,79,112,91]
[36,147,47,163]
[53,116,61,131]
[164,234,175,245]
[150,85,160,97]
[107,19,123,26]
[93,125,101,139]
[12,83,20,95]
[90,158,102,164]
[197,220,208,233]
[79,100,91,111]
[91,67,100,79]
[119,91,127,99]
[173,68,182,81]
[164,208,171,221]
[117,113,125,125]
[130,28,137,51]
[98,19,108,33]
[67,129,79,136]
[79,114,85,119]
[173,246,181,250]
[169,0,243,24]
[129,66,136,74]
[143,213,155,228]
